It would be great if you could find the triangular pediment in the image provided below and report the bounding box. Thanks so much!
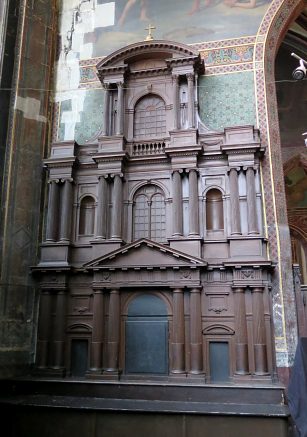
[84,239,205,270]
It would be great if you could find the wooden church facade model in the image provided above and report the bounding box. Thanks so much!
[34,40,274,383]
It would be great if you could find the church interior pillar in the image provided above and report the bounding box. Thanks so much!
[171,288,185,374]
[172,170,183,236]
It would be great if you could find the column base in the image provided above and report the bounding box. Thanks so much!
[32,367,66,377]
[86,370,103,379]
[102,370,120,380]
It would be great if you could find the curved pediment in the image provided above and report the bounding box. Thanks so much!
[96,40,204,81]
[202,325,235,336]
[97,40,201,68]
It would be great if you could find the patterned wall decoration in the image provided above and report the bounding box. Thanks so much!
[201,45,254,67]
[57,88,105,143]
[198,71,256,131]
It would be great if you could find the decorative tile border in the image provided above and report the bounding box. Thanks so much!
[80,66,98,82]
[205,62,253,76]
[200,45,254,67]
[78,35,259,84]
[192,35,257,50]
[253,0,303,366]
[51,101,60,142]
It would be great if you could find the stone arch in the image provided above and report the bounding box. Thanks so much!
[122,290,172,316]
[128,89,169,112]
[129,180,169,201]
[253,0,306,369]
[202,185,225,198]
[67,323,92,333]
[79,195,96,236]
[78,193,97,203]
[132,183,166,242]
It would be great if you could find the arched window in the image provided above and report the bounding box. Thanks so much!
[206,189,224,232]
[134,94,166,138]
[79,196,95,236]
[133,185,166,242]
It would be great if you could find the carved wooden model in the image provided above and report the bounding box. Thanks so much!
[33,40,274,383]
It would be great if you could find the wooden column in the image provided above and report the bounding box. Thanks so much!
[59,178,73,241]
[246,167,259,235]
[36,290,53,368]
[116,81,124,135]
[52,290,67,370]
[189,288,203,374]
[263,284,274,375]
[245,287,255,374]
[172,170,183,236]
[105,289,120,373]
[111,174,123,239]
[252,286,268,375]
[102,85,110,136]
[46,180,60,242]
[229,168,241,235]
[95,176,108,239]
[90,289,104,372]
[233,287,249,374]
[187,73,195,128]
[188,169,199,236]
[172,74,179,130]
[171,288,185,374]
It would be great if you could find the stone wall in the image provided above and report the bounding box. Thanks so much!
[0,0,57,378]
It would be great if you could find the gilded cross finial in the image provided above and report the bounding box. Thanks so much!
[145,24,156,41]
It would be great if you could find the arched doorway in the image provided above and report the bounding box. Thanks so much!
[125,294,169,375]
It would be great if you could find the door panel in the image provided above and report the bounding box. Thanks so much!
[125,320,168,374]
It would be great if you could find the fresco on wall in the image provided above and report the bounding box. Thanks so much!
[94,0,271,56]
[56,0,270,143]
[61,0,272,59]
[284,161,307,208]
